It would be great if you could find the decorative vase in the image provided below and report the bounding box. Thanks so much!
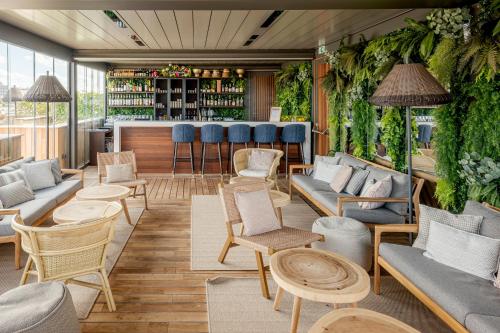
[212,69,220,78]
[222,68,230,78]
[236,68,245,78]
[202,70,211,78]
[192,68,201,77]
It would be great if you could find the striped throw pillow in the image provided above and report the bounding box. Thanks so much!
[344,167,369,195]
[0,169,32,192]
[0,180,35,208]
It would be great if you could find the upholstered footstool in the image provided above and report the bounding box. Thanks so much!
[0,282,80,333]
[312,216,372,271]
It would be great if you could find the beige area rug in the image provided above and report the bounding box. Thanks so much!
[206,276,452,333]
[191,195,320,270]
[0,208,143,319]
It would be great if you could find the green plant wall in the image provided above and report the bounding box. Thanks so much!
[351,99,377,160]
[275,62,312,120]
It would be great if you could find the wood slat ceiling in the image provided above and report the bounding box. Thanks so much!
[0,9,428,51]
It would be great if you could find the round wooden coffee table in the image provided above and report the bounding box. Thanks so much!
[308,308,420,333]
[270,248,370,333]
[229,176,275,189]
[76,185,133,224]
[53,200,123,225]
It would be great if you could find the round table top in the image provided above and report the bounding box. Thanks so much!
[76,184,131,201]
[269,190,291,208]
[308,308,420,333]
[53,200,123,224]
[270,248,370,304]
[229,176,275,187]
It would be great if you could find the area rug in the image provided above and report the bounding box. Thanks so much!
[0,208,143,319]
[191,195,319,270]
[206,276,452,333]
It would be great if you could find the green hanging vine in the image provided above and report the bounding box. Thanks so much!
[351,99,377,160]
[275,62,312,121]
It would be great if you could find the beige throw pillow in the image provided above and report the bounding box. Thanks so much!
[106,164,134,183]
[247,150,275,171]
[330,165,353,193]
[358,176,392,210]
[234,188,281,236]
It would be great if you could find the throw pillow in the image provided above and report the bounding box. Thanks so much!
[313,155,341,175]
[344,167,369,195]
[0,169,32,191]
[50,159,63,184]
[358,176,392,210]
[495,263,500,288]
[233,188,280,236]
[424,221,500,281]
[0,180,35,208]
[413,204,483,250]
[247,150,275,171]
[21,160,56,191]
[106,164,134,183]
[329,165,353,193]
[313,162,342,183]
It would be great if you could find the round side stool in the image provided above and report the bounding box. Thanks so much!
[312,216,372,271]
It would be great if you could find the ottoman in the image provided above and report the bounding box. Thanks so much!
[312,216,372,271]
[0,282,80,333]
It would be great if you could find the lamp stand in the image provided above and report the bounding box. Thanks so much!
[405,105,413,225]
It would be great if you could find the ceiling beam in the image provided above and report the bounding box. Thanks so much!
[0,0,473,10]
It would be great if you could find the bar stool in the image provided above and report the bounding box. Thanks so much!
[172,124,195,175]
[201,124,224,176]
[227,124,251,175]
[254,124,277,149]
[281,124,305,177]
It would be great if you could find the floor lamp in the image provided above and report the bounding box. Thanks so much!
[24,71,71,159]
[369,63,451,224]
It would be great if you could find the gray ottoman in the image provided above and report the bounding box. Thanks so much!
[312,216,372,271]
[0,282,80,333]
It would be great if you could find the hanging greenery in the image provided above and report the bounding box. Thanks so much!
[275,62,312,121]
[459,152,500,207]
[351,99,377,160]
[327,92,348,152]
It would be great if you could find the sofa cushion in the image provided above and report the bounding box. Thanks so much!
[0,156,34,173]
[0,219,14,236]
[313,155,341,176]
[50,158,63,183]
[22,160,56,190]
[344,167,369,195]
[465,313,500,333]
[379,243,500,324]
[358,175,392,210]
[310,191,349,214]
[34,180,82,204]
[463,200,500,239]
[342,202,405,224]
[292,174,332,193]
[334,152,369,169]
[365,166,408,215]
[1,197,57,227]
[0,180,35,208]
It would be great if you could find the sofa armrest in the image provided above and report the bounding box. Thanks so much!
[289,164,313,175]
[337,196,408,216]
[61,168,84,182]
[374,224,418,258]
[0,208,21,215]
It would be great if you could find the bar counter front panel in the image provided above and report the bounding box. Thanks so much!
[114,121,311,173]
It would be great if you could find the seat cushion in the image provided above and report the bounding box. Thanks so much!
[35,180,82,204]
[291,174,332,193]
[463,200,500,239]
[365,166,408,215]
[310,191,349,215]
[465,313,500,333]
[1,197,57,227]
[239,169,268,178]
[342,202,405,224]
[379,243,500,324]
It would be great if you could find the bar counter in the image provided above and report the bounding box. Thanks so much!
[113,121,311,173]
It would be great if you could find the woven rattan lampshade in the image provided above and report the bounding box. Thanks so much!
[24,71,71,102]
[369,63,451,107]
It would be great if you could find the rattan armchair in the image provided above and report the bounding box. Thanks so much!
[97,151,148,209]
[217,182,324,299]
[11,202,123,312]
[233,148,284,190]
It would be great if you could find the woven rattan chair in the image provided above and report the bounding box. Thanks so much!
[11,202,123,312]
[97,151,148,210]
[217,182,324,299]
[233,148,284,190]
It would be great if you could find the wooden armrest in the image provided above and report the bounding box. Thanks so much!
[289,164,314,174]
[337,196,408,216]
[61,168,84,181]
[0,208,21,215]
[374,224,418,263]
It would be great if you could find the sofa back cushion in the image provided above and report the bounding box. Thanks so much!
[0,156,34,173]
[463,200,500,239]
[0,180,35,208]
[50,159,63,184]
[22,160,56,191]
[313,155,340,176]
[365,166,408,215]
[0,169,32,191]
[334,152,369,169]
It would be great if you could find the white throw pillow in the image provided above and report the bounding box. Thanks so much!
[313,155,341,175]
[358,176,392,210]
[233,188,281,236]
[424,221,500,281]
[247,150,275,171]
[21,160,56,191]
[329,165,353,193]
[314,162,342,183]
[106,164,134,183]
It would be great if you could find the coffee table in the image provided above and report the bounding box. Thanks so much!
[308,308,420,333]
[53,200,123,225]
[76,185,133,224]
[229,176,275,189]
[270,248,370,333]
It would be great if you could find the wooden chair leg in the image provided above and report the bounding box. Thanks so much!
[120,198,133,225]
[143,184,148,210]
[132,186,137,198]
[15,233,21,269]
[273,286,284,310]
[255,251,270,299]
[20,257,32,285]
[374,256,381,295]
[98,268,116,311]
[218,237,233,263]
[291,296,302,333]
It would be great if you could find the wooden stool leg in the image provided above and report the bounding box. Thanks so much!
[143,184,148,210]
[290,296,302,333]
[190,142,195,175]
[285,142,289,178]
[255,251,270,299]
[273,286,284,310]
[120,198,132,225]
[217,142,223,175]
[201,143,206,176]
[172,142,178,176]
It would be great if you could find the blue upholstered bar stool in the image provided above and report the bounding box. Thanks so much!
[201,124,224,176]
[172,124,195,175]
[418,124,432,149]
[254,124,277,149]
[227,124,251,175]
[281,124,306,177]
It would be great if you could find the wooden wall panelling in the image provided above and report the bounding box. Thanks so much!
[248,71,276,121]
[313,59,330,156]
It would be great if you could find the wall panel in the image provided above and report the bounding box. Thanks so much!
[248,71,276,121]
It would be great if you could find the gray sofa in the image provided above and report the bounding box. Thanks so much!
[376,201,500,333]
[0,157,83,268]
[289,152,423,225]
